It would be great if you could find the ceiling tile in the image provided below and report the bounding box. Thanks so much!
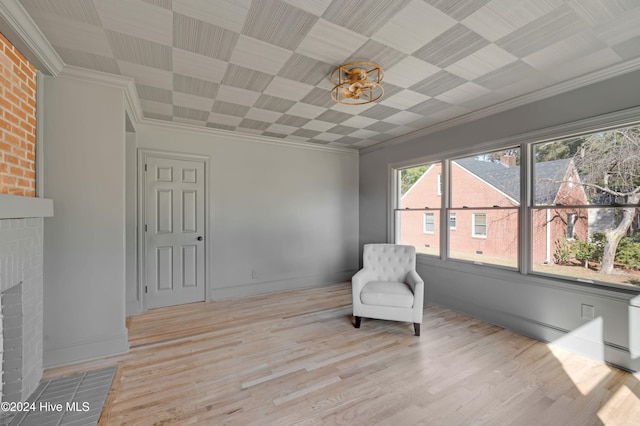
[292,128,322,138]
[379,89,430,110]
[174,116,207,126]
[359,104,402,120]
[445,44,518,80]
[372,0,457,54]
[263,77,315,101]
[207,112,243,126]
[141,0,171,10]
[173,73,219,98]
[364,121,398,133]
[238,118,272,131]
[140,99,173,116]
[20,11,112,57]
[413,24,490,68]
[340,115,379,128]
[106,30,172,70]
[496,5,586,58]
[568,0,640,27]
[216,85,261,106]
[94,0,172,45]
[408,70,466,97]
[221,64,274,91]
[592,6,640,46]
[315,109,354,124]
[276,114,311,127]
[117,60,173,89]
[172,48,228,83]
[53,46,119,74]
[253,94,297,113]
[462,0,566,42]
[245,108,283,122]
[348,129,379,139]
[475,60,552,91]
[408,98,453,116]
[435,82,492,105]
[173,92,215,112]
[285,102,326,119]
[242,0,318,50]
[173,105,210,121]
[206,122,236,131]
[613,35,640,61]
[295,19,369,64]
[353,39,408,70]
[230,35,293,75]
[266,123,298,135]
[541,48,622,82]
[522,31,607,72]
[302,120,337,132]
[313,132,343,142]
[383,56,440,88]
[173,0,251,32]
[137,84,173,103]
[21,0,101,25]
[300,87,336,108]
[327,124,359,135]
[322,0,411,37]
[281,0,333,16]
[211,101,250,117]
[277,54,333,86]
[173,13,239,61]
[425,0,491,20]
[383,110,425,125]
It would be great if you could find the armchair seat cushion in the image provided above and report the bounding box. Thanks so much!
[360,281,414,308]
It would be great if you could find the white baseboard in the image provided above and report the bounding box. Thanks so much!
[43,330,129,369]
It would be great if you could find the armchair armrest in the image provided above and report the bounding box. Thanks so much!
[405,269,424,310]
[352,268,374,294]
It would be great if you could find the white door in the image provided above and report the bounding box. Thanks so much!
[145,155,205,309]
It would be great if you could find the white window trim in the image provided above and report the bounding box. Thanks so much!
[472,213,487,238]
[423,212,435,234]
[437,173,442,196]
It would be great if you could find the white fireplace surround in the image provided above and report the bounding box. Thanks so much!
[0,194,53,403]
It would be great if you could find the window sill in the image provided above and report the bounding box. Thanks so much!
[0,194,54,219]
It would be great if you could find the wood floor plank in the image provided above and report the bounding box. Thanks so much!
[42,282,640,425]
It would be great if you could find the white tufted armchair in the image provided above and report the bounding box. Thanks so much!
[352,244,424,336]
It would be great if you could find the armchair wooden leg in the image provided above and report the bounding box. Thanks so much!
[414,323,420,336]
[354,316,361,328]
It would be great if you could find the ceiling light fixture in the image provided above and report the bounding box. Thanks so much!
[330,61,384,105]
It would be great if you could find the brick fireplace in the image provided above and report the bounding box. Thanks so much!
[0,204,50,403]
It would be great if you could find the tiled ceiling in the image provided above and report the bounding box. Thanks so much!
[18,0,640,149]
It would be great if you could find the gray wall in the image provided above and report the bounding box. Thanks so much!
[360,69,640,372]
[135,124,359,303]
[42,75,128,367]
[125,132,138,316]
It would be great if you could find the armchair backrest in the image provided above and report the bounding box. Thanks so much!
[362,244,416,282]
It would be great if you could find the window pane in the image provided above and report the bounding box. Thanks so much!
[451,149,520,208]
[399,163,441,209]
[396,210,440,256]
[424,213,435,233]
[448,208,518,268]
[533,126,640,207]
[532,207,640,287]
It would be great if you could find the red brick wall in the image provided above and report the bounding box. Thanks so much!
[0,33,36,197]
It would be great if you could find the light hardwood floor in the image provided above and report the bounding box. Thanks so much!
[44,282,640,425]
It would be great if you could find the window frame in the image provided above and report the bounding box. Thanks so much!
[389,111,640,292]
[449,212,457,230]
[423,212,435,234]
[472,213,487,238]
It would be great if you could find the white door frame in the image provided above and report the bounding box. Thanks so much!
[137,149,211,311]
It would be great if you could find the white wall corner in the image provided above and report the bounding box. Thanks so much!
[0,0,64,75]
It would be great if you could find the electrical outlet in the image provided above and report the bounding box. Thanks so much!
[581,304,595,320]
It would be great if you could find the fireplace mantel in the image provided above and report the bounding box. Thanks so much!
[0,194,53,219]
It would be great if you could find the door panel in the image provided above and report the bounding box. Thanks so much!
[145,156,205,309]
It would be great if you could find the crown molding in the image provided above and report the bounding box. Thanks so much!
[140,118,358,155]
[362,56,640,155]
[58,65,144,126]
[0,0,64,75]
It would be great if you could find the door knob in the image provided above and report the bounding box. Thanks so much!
[197,236,203,241]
